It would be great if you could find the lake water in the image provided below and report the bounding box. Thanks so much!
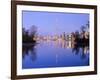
[22,40,89,69]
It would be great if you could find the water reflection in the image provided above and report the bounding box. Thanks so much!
[72,43,89,59]
[22,43,37,62]
[23,40,89,62]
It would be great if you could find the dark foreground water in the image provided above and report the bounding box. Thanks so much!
[22,40,89,69]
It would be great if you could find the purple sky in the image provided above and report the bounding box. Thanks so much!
[22,11,89,36]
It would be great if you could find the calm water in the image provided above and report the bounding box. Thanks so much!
[22,40,89,69]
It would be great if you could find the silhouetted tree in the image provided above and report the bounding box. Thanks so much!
[22,25,37,43]
[29,25,37,37]
[86,21,89,28]
[80,26,86,33]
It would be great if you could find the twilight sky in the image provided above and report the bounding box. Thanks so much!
[22,11,89,36]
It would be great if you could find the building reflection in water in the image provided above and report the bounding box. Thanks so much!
[22,39,89,62]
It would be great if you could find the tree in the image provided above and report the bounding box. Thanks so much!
[80,26,86,32]
[29,25,37,37]
[86,21,89,28]
[22,27,25,34]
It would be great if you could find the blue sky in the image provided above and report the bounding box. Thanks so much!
[22,11,89,36]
